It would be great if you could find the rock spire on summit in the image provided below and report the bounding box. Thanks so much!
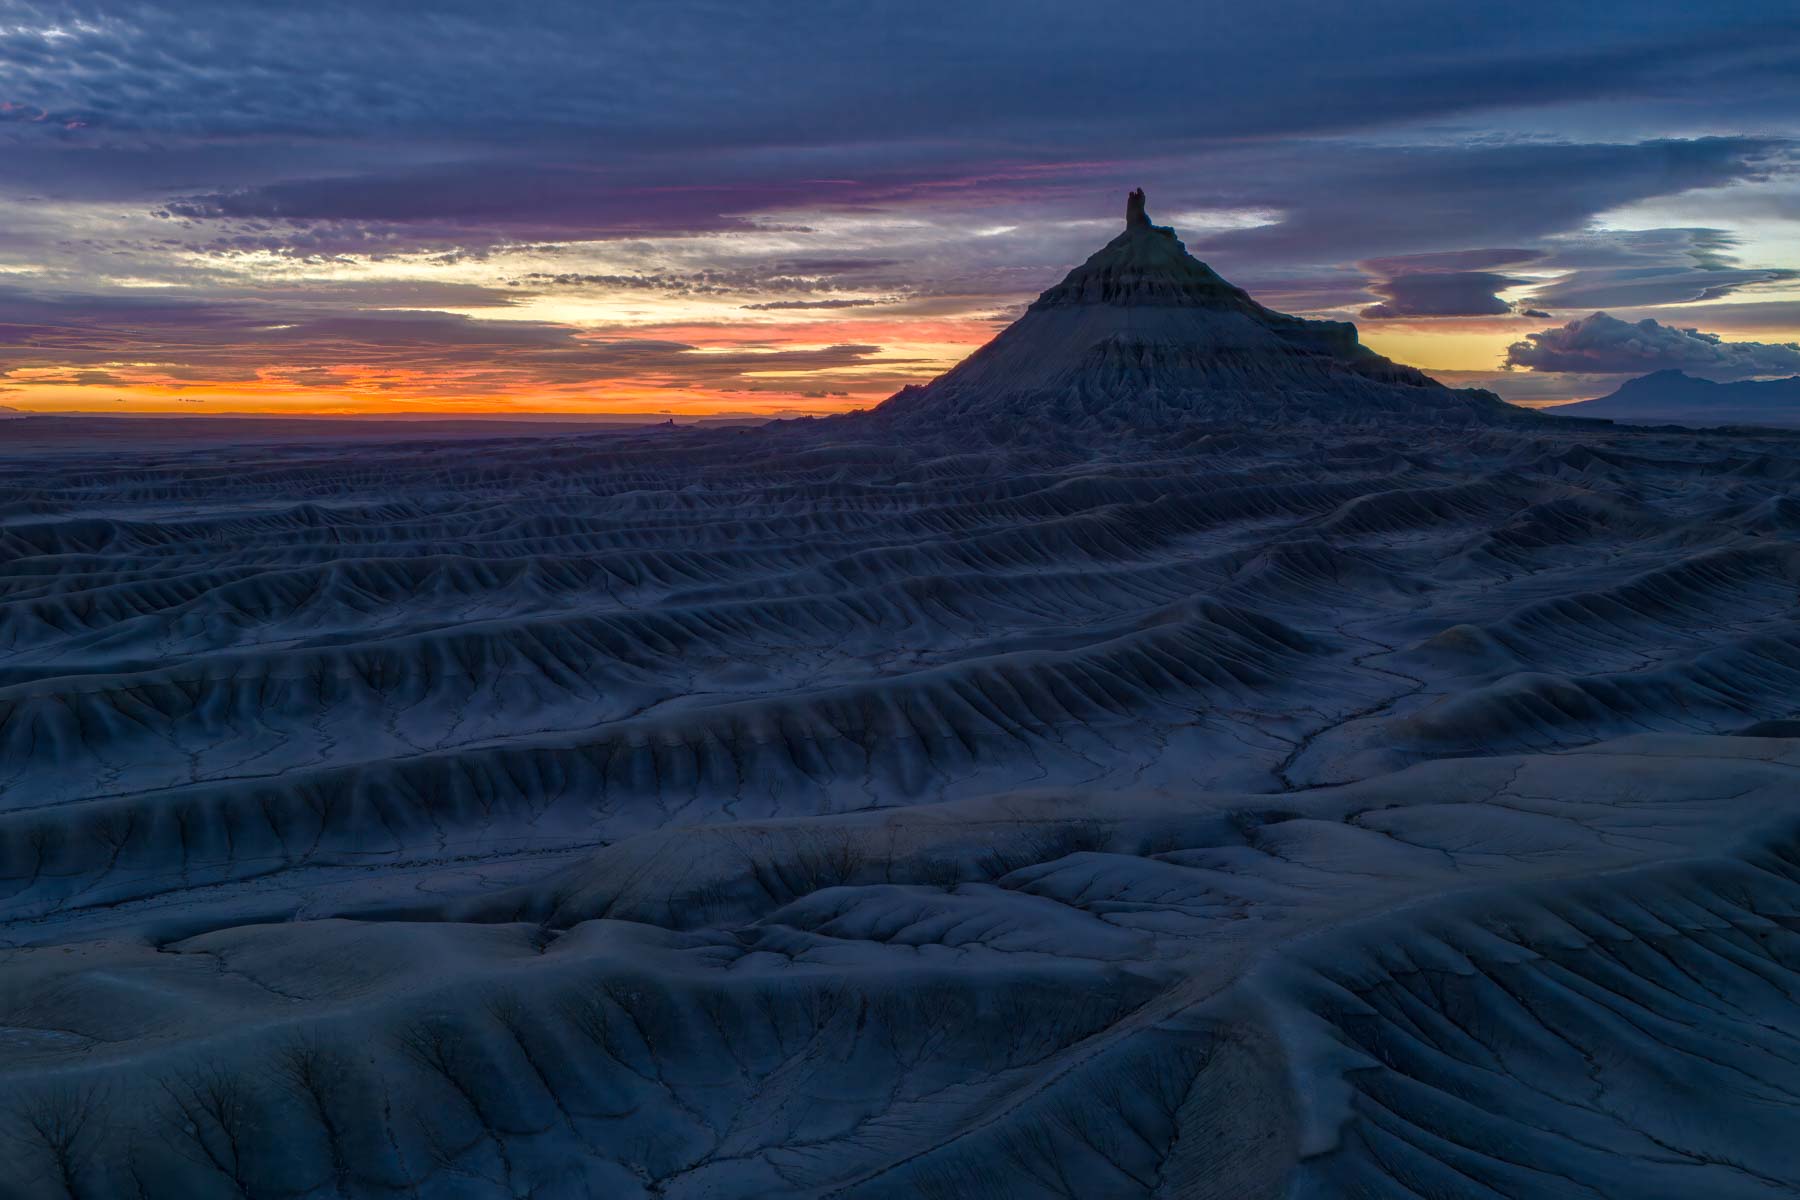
[1126,187,1149,228]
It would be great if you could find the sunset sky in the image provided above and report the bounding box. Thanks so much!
[2,1,1798,417]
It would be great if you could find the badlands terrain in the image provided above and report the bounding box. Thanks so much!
[4,201,1800,1198]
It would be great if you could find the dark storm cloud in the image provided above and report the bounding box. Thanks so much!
[1155,139,1797,332]
[1515,227,1800,310]
[1530,265,1799,309]
[1195,138,1785,267]
[121,134,1795,271]
[3,3,1796,227]
[1363,249,1548,274]
[1356,251,1547,318]
[1361,271,1525,318]
[1545,228,1746,272]
[7,1,1796,149]
[156,168,836,247]
[1505,313,1800,378]
[1618,300,1800,333]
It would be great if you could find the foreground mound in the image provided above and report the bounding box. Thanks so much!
[2,372,1799,1196]
[4,735,1799,1198]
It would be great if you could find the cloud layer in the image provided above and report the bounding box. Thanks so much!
[0,1,1794,411]
[1505,313,1800,378]
[1358,251,1546,318]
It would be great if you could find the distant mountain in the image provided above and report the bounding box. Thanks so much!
[875,189,1527,431]
[1550,369,1800,429]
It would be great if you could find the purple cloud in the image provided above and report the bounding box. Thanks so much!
[1357,249,1544,318]
[1505,312,1800,378]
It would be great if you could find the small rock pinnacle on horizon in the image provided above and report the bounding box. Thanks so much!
[1127,187,1149,228]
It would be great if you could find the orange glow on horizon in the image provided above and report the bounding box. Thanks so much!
[0,314,998,417]
[7,299,1779,419]
[3,380,898,418]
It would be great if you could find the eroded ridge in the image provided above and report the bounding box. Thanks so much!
[3,417,1800,1198]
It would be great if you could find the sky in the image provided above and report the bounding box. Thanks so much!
[1,1,1798,418]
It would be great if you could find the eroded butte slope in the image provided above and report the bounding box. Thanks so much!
[3,413,1800,1199]
[876,190,1523,432]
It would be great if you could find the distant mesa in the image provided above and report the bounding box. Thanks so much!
[1549,369,1800,429]
[876,190,1530,431]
